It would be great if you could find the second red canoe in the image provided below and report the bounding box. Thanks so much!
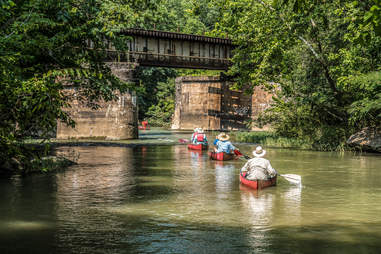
[209,151,235,161]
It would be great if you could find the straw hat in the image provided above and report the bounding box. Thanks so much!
[217,132,230,141]
[253,146,266,157]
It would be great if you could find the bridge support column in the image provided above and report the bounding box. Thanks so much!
[56,63,139,140]
[172,76,273,131]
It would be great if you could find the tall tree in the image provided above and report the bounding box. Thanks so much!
[0,0,140,170]
[213,0,380,150]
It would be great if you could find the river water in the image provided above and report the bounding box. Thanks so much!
[1,130,380,253]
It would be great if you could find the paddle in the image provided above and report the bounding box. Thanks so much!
[239,153,302,185]
[234,150,250,160]
[178,138,190,144]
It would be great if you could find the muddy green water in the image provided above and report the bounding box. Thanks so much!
[1,130,381,253]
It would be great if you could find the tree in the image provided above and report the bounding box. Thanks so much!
[145,79,176,127]
[213,0,381,150]
[0,0,140,171]
[132,0,221,123]
[134,67,177,121]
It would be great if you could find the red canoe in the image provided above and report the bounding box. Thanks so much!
[187,144,208,150]
[209,152,235,161]
[239,172,277,190]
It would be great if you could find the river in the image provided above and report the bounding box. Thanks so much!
[1,129,380,253]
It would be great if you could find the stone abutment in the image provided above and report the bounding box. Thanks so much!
[56,63,138,140]
[171,76,273,131]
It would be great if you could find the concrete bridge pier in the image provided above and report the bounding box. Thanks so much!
[171,76,273,131]
[56,63,139,140]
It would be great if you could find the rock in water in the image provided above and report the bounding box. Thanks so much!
[347,127,381,153]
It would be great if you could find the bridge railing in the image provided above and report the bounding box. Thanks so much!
[105,49,231,70]
[85,28,233,70]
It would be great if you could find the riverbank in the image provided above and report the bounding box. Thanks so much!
[26,128,379,156]
[32,129,341,151]
[230,130,381,153]
[229,131,313,150]
[1,154,76,175]
[29,129,307,149]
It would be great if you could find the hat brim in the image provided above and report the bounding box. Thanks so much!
[218,135,230,141]
[253,150,266,157]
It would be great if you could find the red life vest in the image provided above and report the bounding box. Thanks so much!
[196,133,205,142]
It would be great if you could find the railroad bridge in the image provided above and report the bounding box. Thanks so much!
[57,29,271,140]
[106,28,233,70]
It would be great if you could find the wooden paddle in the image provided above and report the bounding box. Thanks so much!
[238,152,302,185]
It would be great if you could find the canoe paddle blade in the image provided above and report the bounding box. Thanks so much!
[279,174,301,185]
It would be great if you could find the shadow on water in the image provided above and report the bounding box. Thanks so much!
[266,222,381,254]
[0,173,58,254]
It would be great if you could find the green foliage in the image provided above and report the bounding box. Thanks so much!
[0,0,134,171]
[343,72,381,128]
[132,0,221,124]
[365,0,381,36]
[145,79,176,128]
[134,67,177,121]
[214,0,381,150]
[232,131,312,149]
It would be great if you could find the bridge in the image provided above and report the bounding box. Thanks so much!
[57,29,240,140]
[104,28,233,70]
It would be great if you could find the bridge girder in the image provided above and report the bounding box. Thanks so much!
[107,29,234,70]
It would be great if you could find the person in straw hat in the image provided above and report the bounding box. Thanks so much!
[191,128,208,145]
[240,146,277,180]
[214,132,236,154]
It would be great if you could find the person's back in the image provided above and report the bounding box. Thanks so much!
[195,133,207,145]
[215,133,235,154]
[191,128,199,144]
[241,146,277,180]
[191,128,207,145]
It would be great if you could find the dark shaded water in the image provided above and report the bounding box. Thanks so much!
[1,130,381,253]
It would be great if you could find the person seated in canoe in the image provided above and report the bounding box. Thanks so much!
[214,133,236,154]
[213,135,219,146]
[142,120,149,130]
[191,128,199,143]
[240,146,278,180]
[191,128,208,145]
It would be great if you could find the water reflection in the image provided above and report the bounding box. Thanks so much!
[215,162,235,196]
[53,147,137,253]
[56,146,135,206]
[189,150,203,169]
[239,186,275,227]
[281,186,302,225]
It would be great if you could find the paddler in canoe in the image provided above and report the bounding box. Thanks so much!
[240,146,277,180]
[209,133,238,160]
[191,128,208,146]
[187,128,208,150]
[214,133,236,153]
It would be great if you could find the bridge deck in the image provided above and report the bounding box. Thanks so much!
[106,29,233,70]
